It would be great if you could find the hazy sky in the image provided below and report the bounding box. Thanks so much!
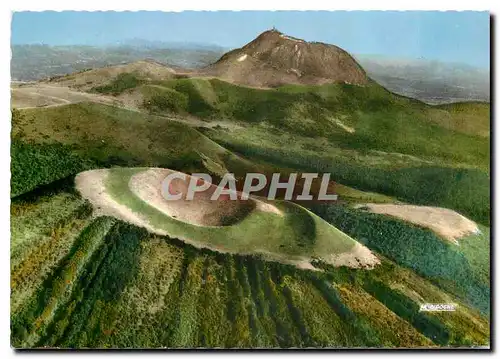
[11,11,490,68]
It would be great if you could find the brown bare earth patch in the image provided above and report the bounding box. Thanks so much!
[356,203,479,244]
[11,83,117,109]
[199,29,369,88]
[75,168,282,229]
[129,168,281,227]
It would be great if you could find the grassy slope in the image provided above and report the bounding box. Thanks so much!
[11,211,118,347]
[137,77,489,169]
[15,102,225,170]
[10,188,489,348]
[10,75,490,348]
[87,75,489,168]
[210,130,490,225]
[11,102,261,197]
[130,77,490,224]
[10,190,93,316]
[428,102,490,138]
[103,167,356,264]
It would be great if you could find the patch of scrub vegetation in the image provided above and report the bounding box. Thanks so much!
[34,221,146,348]
[458,225,490,286]
[140,85,188,114]
[202,125,431,169]
[310,203,490,315]
[11,139,95,197]
[312,258,489,346]
[11,216,117,348]
[100,235,186,348]
[11,188,88,255]
[196,255,234,347]
[361,261,490,346]
[10,192,93,315]
[282,276,373,347]
[91,73,143,96]
[333,283,432,347]
[360,277,452,345]
[171,78,217,117]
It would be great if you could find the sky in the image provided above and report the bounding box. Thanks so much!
[11,11,490,68]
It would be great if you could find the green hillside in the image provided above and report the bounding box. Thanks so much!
[10,184,489,348]
[10,103,258,197]
[13,102,226,170]
[82,75,492,223]
[85,73,489,168]
[204,127,489,225]
[24,74,486,224]
[130,77,489,168]
[10,73,490,348]
[429,102,490,138]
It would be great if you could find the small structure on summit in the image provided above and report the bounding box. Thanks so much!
[205,29,369,87]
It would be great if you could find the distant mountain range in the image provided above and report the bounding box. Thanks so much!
[354,54,490,104]
[10,43,224,82]
[109,38,228,51]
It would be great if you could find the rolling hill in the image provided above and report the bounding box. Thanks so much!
[45,59,178,91]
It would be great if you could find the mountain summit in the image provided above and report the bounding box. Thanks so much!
[203,29,370,87]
